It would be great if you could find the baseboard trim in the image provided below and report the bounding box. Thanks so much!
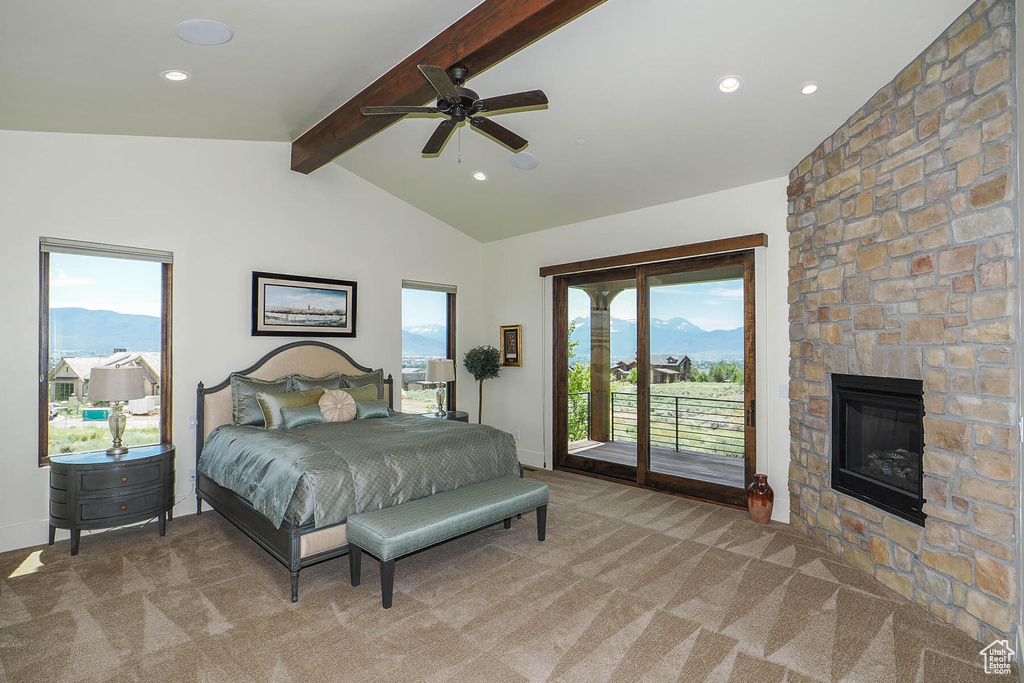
[516,448,548,469]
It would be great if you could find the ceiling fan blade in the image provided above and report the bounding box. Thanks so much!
[422,119,457,155]
[418,65,461,104]
[474,90,548,113]
[361,106,440,115]
[470,116,528,151]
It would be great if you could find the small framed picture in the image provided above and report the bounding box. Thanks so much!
[252,271,357,337]
[500,325,522,367]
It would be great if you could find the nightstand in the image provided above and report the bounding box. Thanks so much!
[48,444,175,555]
[419,410,470,423]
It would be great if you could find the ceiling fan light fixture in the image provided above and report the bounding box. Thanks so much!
[160,70,191,82]
[508,152,539,170]
[800,81,819,95]
[176,19,234,46]
[716,75,743,94]
[473,171,488,181]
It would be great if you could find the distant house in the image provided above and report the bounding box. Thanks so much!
[401,367,430,391]
[49,350,161,403]
[615,354,691,383]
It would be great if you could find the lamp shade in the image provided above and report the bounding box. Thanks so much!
[88,366,146,401]
[425,359,455,383]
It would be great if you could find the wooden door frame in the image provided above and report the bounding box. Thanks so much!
[638,250,756,507]
[552,265,638,480]
[552,250,757,509]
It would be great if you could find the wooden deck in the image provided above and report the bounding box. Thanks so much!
[569,440,745,488]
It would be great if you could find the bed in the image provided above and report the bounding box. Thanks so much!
[194,341,520,601]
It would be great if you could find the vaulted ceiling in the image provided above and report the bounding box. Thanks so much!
[1,0,973,241]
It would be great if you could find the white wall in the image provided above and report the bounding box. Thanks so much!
[479,177,792,521]
[0,130,485,553]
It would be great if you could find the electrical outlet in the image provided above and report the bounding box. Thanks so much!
[514,430,521,441]
[189,414,198,428]
[188,468,196,483]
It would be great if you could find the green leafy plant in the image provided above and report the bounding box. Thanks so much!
[463,345,501,424]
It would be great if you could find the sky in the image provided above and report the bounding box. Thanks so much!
[50,253,162,317]
[402,288,447,328]
[568,279,743,331]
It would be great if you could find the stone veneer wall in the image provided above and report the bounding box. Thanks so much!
[786,0,1020,642]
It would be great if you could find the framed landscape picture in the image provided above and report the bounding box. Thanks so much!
[252,271,357,337]
[500,324,522,367]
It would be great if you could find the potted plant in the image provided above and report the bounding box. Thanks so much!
[463,345,501,424]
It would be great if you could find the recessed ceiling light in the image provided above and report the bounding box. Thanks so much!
[176,19,233,46]
[473,171,487,181]
[800,81,819,95]
[575,137,587,145]
[716,75,743,94]
[160,70,191,82]
[508,152,539,170]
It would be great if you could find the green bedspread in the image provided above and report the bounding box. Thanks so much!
[198,412,521,529]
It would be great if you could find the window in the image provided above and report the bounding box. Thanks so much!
[401,280,455,414]
[39,238,172,464]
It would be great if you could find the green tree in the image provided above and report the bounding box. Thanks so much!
[691,368,708,383]
[463,345,501,424]
[708,361,742,383]
[567,320,591,441]
[626,367,638,385]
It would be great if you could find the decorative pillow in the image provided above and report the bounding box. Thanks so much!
[291,372,341,392]
[319,389,358,423]
[355,399,390,420]
[342,369,385,401]
[339,384,378,404]
[280,404,326,430]
[256,387,325,430]
[231,374,291,427]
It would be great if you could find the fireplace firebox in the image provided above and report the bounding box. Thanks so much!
[831,374,926,526]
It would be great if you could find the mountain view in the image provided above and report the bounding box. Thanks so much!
[570,316,743,363]
[402,324,446,358]
[49,307,161,356]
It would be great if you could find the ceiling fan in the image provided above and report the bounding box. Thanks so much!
[361,65,548,155]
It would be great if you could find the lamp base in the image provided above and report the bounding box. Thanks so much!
[107,402,128,458]
[434,383,447,417]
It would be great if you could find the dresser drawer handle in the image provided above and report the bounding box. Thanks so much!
[121,477,128,483]
[121,505,128,511]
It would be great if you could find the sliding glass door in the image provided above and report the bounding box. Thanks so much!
[556,267,638,480]
[554,251,755,507]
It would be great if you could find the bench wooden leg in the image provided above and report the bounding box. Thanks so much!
[290,571,299,603]
[349,545,362,586]
[503,517,511,529]
[537,505,547,542]
[380,559,395,609]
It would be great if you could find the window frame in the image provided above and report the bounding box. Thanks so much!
[401,281,456,413]
[38,240,173,466]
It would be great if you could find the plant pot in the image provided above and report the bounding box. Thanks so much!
[747,473,774,524]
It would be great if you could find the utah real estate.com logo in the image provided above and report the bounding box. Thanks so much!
[980,639,1014,675]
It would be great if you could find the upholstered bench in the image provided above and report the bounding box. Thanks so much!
[346,475,549,608]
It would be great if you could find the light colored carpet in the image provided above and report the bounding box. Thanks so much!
[0,469,1007,682]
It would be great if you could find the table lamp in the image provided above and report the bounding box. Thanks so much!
[88,366,146,457]
[425,359,455,416]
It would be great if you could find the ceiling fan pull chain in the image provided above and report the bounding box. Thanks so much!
[458,127,462,163]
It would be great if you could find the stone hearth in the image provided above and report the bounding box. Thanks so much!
[786,0,1019,643]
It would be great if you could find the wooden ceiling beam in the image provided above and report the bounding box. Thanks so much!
[290,0,607,174]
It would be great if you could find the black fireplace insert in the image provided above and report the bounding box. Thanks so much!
[831,373,926,525]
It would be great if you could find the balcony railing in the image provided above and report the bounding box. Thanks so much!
[568,391,745,458]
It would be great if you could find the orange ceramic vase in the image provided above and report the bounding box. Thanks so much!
[747,474,774,524]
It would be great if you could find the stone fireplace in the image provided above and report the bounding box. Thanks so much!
[786,0,1019,643]
[831,373,925,525]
